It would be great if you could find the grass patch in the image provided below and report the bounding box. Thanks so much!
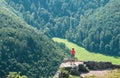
[104,69,120,78]
[83,69,120,78]
[53,38,120,65]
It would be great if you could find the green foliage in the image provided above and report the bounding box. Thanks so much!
[0,5,68,78]
[5,0,110,37]
[7,72,28,78]
[1,0,120,77]
[72,0,120,56]
[4,0,120,56]
[59,69,69,78]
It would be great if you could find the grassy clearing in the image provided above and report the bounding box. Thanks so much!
[53,38,120,65]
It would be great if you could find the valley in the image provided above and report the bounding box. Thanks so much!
[53,37,120,78]
[53,37,120,65]
[0,0,120,77]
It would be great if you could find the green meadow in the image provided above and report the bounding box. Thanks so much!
[53,38,120,65]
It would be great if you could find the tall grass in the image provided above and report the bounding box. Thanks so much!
[53,38,120,65]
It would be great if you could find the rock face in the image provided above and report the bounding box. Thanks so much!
[84,61,113,70]
[54,61,120,78]
[78,64,89,73]
[70,64,80,75]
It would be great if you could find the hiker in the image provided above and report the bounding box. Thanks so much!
[70,48,76,65]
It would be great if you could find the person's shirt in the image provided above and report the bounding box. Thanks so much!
[71,50,75,55]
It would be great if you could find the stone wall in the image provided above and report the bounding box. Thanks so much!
[84,61,113,70]
[84,61,120,70]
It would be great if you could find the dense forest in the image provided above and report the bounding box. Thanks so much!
[0,1,69,77]
[67,0,120,56]
[5,0,120,56]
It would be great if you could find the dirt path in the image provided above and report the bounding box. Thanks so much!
[81,69,111,78]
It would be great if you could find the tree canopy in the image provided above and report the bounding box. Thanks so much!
[0,3,69,77]
[5,0,120,56]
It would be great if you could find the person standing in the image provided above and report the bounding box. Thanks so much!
[70,48,76,65]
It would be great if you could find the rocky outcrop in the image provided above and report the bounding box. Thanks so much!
[54,61,120,78]
[59,63,89,77]
[78,64,89,73]
[70,64,80,75]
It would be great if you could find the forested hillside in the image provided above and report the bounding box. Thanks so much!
[5,0,110,37]
[5,0,120,56]
[68,0,120,56]
[0,1,69,77]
